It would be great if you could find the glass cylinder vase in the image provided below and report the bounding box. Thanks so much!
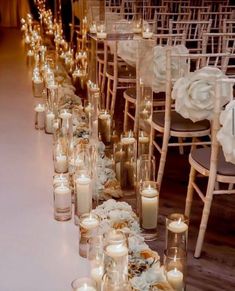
[140,181,159,241]
[164,247,187,291]
[166,213,189,252]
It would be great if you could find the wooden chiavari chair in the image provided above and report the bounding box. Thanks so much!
[169,19,212,53]
[149,50,230,191]
[180,5,211,20]
[185,77,235,258]
[123,33,186,132]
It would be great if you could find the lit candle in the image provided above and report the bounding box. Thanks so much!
[142,27,153,39]
[98,111,111,143]
[97,31,107,39]
[34,104,45,130]
[167,218,188,234]
[76,283,97,291]
[141,185,159,229]
[121,131,135,145]
[54,154,68,173]
[76,174,92,215]
[54,184,71,210]
[106,244,128,258]
[80,215,99,230]
[166,268,184,291]
[59,111,72,119]
[45,111,55,133]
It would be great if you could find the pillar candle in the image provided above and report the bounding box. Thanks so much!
[54,184,71,210]
[76,175,92,215]
[141,186,159,229]
[45,111,55,133]
[167,268,184,291]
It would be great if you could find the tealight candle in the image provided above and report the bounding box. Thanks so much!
[141,184,159,229]
[167,219,188,234]
[76,174,92,215]
[80,215,99,230]
[76,284,96,291]
[166,268,183,291]
[97,31,107,39]
[106,244,128,258]
[142,28,153,39]
[121,131,136,145]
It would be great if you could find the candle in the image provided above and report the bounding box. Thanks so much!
[60,111,72,119]
[96,31,107,39]
[106,244,128,258]
[167,268,184,291]
[91,265,103,290]
[141,185,159,229]
[121,132,136,145]
[98,111,111,143]
[45,111,55,133]
[80,215,99,230]
[54,154,68,173]
[167,219,188,234]
[76,175,92,215]
[54,184,71,210]
[76,284,96,291]
[142,28,153,39]
[139,136,149,144]
[34,104,45,130]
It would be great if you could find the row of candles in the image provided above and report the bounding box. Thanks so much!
[24,8,189,290]
[69,213,188,291]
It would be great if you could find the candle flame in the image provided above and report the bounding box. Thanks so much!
[177,217,182,224]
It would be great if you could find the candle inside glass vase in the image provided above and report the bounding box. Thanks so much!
[34,103,45,130]
[54,183,72,221]
[79,213,99,258]
[166,213,189,252]
[98,110,112,145]
[75,171,92,220]
[164,247,186,291]
[140,181,159,241]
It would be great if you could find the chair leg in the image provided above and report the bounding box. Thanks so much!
[156,131,170,191]
[110,80,117,116]
[194,184,215,258]
[106,78,111,111]
[178,137,184,155]
[185,166,196,218]
[124,99,129,132]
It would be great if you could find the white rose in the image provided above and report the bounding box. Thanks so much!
[217,100,235,164]
[172,67,231,122]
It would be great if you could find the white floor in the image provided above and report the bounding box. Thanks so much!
[0,28,89,291]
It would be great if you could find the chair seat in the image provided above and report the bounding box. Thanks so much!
[152,111,210,132]
[191,148,235,176]
[107,65,136,79]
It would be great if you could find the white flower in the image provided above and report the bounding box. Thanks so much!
[172,67,231,122]
[131,275,150,291]
[142,45,188,93]
[217,100,235,164]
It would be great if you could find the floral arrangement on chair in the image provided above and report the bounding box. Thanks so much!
[217,100,235,164]
[172,67,231,122]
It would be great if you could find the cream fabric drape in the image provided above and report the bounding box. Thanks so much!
[0,0,30,27]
